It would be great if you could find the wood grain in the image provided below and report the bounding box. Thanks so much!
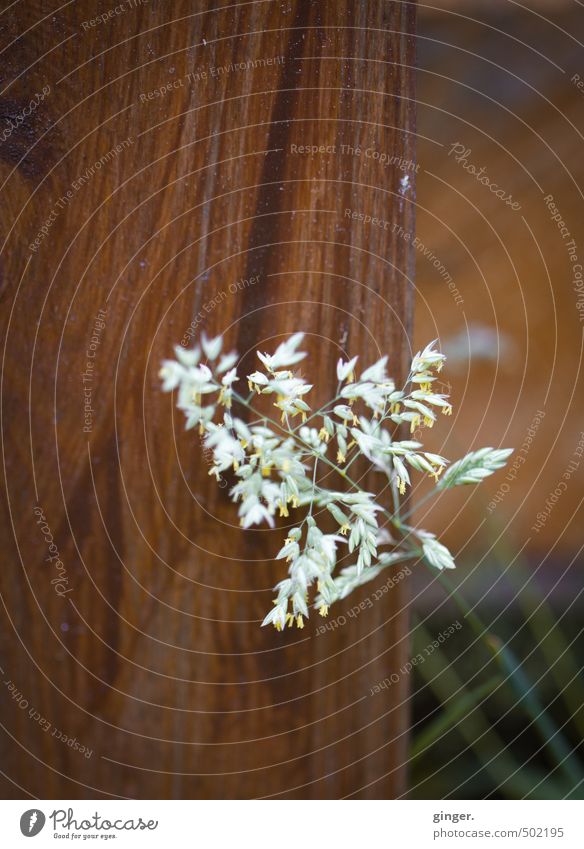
[0,0,416,799]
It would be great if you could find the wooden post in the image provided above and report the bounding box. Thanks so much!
[0,1,415,798]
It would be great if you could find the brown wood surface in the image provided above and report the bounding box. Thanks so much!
[0,0,415,799]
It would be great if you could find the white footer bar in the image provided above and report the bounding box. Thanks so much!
[1,799,581,848]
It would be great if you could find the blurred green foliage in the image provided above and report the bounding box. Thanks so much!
[409,524,584,799]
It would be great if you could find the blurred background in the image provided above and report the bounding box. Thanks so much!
[408,0,584,798]
[1,0,582,802]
